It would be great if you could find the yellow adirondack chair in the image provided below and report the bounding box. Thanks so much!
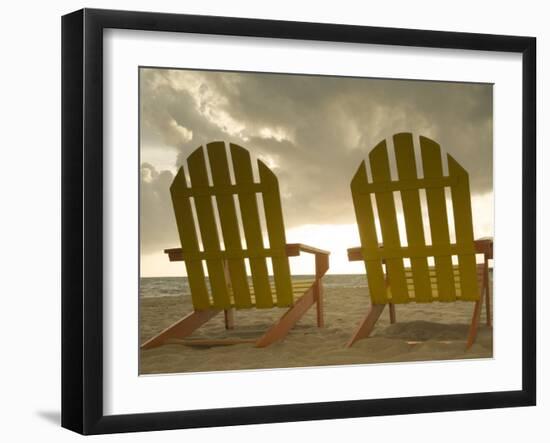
[346,133,492,348]
[141,141,329,349]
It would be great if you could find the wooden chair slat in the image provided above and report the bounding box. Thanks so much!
[206,142,252,308]
[169,167,210,309]
[420,136,456,301]
[187,148,231,309]
[258,160,294,307]
[223,279,314,305]
[230,144,273,308]
[350,162,387,304]
[448,154,480,301]
[394,133,433,302]
[369,140,409,303]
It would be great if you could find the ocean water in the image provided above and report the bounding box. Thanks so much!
[140,274,368,299]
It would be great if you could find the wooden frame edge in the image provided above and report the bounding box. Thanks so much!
[61,9,85,434]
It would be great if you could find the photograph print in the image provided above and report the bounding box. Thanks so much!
[139,67,494,375]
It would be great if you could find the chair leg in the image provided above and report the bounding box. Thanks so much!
[222,260,235,330]
[346,304,386,348]
[466,300,482,349]
[484,263,492,327]
[389,303,396,324]
[485,290,492,327]
[141,310,220,349]
[314,253,329,327]
[314,280,324,327]
[224,309,235,330]
[255,287,315,348]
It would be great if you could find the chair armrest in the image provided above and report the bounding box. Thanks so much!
[164,248,184,262]
[286,244,330,278]
[165,244,331,277]
[347,243,384,262]
[285,243,330,257]
[475,237,493,259]
[347,247,363,262]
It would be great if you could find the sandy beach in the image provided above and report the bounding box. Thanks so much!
[139,275,492,374]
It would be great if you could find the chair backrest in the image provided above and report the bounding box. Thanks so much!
[351,133,479,305]
[170,141,294,310]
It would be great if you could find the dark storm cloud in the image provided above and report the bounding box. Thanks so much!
[139,68,492,254]
[140,163,179,255]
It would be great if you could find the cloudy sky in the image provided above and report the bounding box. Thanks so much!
[140,68,493,277]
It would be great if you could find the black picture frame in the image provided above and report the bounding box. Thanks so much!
[61,8,536,435]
